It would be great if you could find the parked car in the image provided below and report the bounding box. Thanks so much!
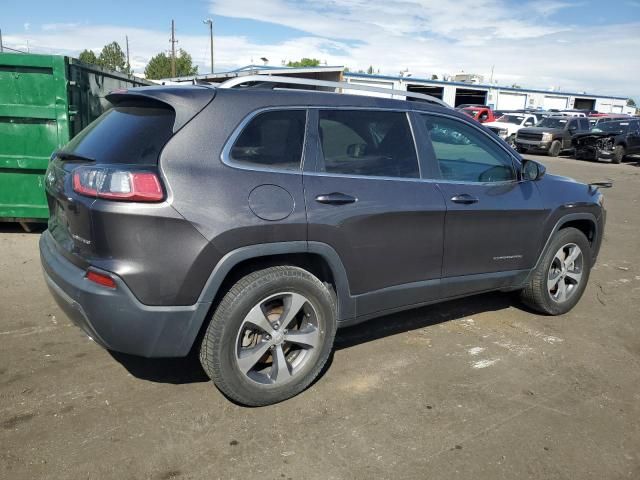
[588,114,630,128]
[461,106,497,123]
[516,116,591,156]
[573,119,640,163]
[40,77,606,406]
[484,113,538,147]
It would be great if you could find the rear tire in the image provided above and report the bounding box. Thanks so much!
[200,266,337,406]
[612,145,625,164]
[548,140,562,157]
[520,227,592,315]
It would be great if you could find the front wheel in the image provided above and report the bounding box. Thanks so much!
[520,227,592,315]
[548,140,562,157]
[200,266,337,406]
[612,145,625,164]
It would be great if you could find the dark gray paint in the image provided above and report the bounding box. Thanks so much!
[40,84,606,358]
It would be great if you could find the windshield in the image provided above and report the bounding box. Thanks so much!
[536,117,568,129]
[496,115,526,125]
[592,122,629,135]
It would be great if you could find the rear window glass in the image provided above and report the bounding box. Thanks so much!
[229,110,306,170]
[318,110,419,178]
[63,106,175,165]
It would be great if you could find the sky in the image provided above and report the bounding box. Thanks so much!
[2,0,639,102]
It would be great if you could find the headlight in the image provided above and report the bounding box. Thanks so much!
[499,129,508,137]
[541,132,553,142]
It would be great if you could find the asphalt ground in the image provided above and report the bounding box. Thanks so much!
[1,153,639,479]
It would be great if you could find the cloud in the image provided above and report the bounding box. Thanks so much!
[2,1,639,101]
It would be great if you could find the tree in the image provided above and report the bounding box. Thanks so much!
[627,98,636,107]
[144,49,198,80]
[78,49,99,65]
[367,65,374,74]
[286,58,321,67]
[98,41,130,73]
[431,74,438,80]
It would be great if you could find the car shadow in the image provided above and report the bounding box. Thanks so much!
[0,223,46,234]
[109,291,519,387]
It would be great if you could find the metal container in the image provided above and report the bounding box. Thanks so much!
[0,53,149,224]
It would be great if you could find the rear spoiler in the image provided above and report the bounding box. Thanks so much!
[106,85,216,133]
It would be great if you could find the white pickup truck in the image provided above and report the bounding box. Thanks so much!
[484,113,538,147]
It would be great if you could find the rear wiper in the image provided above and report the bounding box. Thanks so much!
[55,151,96,162]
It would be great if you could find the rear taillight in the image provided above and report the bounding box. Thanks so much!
[72,166,163,202]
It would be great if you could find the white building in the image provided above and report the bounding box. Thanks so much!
[160,65,633,115]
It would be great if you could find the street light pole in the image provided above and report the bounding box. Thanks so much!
[203,19,214,74]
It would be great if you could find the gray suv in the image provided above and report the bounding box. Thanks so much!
[40,78,606,406]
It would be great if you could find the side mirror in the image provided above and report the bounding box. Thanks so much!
[522,159,546,181]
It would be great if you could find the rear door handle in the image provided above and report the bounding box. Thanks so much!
[315,192,357,205]
[450,194,479,205]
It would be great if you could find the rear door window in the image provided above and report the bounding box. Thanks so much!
[63,105,176,165]
[317,110,419,178]
[229,110,306,171]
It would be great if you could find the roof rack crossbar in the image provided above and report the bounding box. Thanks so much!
[218,75,450,108]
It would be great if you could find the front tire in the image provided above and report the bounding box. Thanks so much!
[200,266,337,406]
[612,145,625,164]
[548,140,562,157]
[520,227,592,315]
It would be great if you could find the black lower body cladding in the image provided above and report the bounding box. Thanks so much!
[39,231,211,357]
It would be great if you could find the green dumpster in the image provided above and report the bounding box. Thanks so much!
[0,53,150,224]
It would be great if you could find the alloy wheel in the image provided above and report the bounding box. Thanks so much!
[234,292,321,385]
[547,243,583,303]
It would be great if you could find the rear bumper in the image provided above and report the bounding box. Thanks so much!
[39,231,211,357]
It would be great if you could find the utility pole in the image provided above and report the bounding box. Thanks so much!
[0,29,4,53]
[170,20,177,77]
[203,19,214,74]
[125,35,130,73]
[490,65,495,84]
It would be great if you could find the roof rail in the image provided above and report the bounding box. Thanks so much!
[218,75,451,108]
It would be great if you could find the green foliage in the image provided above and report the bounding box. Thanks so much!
[286,58,321,67]
[431,74,438,80]
[78,49,99,65]
[98,41,130,74]
[367,65,374,74]
[144,49,198,80]
[627,98,636,107]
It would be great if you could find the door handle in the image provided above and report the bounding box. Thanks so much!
[450,194,479,205]
[315,192,357,205]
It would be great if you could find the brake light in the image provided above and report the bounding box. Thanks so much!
[86,270,117,289]
[72,166,163,202]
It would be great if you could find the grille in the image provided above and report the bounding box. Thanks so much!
[517,132,543,141]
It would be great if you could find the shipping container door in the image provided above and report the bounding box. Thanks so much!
[0,53,69,220]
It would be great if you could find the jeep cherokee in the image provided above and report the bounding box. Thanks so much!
[40,78,606,406]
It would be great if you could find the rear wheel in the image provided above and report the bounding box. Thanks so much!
[612,145,625,164]
[200,266,337,406]
[520,227,591,315]
[548,140,562,157]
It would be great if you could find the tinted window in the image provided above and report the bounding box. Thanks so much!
[422,115,515,183]
[63,106,175,165]
[318,110,419,178]
[230,110,306,170]
[579,118,590,130]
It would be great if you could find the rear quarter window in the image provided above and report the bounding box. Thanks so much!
[228,110,306,171]
[63,106,176,165]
